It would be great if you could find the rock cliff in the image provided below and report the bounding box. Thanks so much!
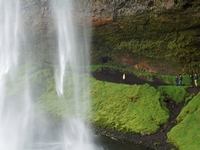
[89,0,200,74]
[20,0,200,74]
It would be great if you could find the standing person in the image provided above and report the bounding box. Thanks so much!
[122,73,126,84]
[194,73,198,87]
[179,74,183,86]
[189,74,194,87]
[175,75,179,86]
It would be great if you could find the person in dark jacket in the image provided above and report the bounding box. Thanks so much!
[189,74,194,87]
[175,75,179,86]
[179,74,183,86]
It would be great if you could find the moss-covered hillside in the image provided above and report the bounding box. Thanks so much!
[167,93,200,150]
[91,81,169,135]
[6,63,200,149]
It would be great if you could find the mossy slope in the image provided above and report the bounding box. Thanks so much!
[91,79,169,135]
[157,86,193,104]
[167,93,200,150]
[6,64,199,149]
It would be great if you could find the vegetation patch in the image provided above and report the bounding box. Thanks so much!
[36,71,91,121]
[176,92,200,123]
[167,93,200,150]
[91,79,169,135]
[5,63,200,149]
[157,86,193,104]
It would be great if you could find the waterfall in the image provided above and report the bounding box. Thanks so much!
[0,1,34,149]
[51,0,100,149]
[0,0,102,150]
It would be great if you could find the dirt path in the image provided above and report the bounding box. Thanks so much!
[93,68,200,94]
[93,68,168,88]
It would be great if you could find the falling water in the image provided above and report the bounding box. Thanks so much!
[0,0,102,150]
[52,0,100,149]
[0,1,34,150]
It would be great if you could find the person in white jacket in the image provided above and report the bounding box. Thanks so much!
[122,73,126,84]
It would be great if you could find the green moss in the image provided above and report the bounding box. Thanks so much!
[36,72,91,121]
[5,63,200,149]
[167,93,200,149]
[5,63,91,121]
[91,79,169,135]
[176,93,200,123]
[157,86,193,104]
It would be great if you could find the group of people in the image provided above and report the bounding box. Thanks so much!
[122,72,199,87]
[175,74,183,86]
[175,73,199,87]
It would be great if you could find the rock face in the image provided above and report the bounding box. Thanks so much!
[21,0,51,31]
[88,0,175,18]
[19,0,200,74]
[75,0,176,27]
[20,0,176,31]
[89,1,200,74]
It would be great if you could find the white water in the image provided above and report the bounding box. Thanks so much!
[0,0,102,150]
[0,1,34,150]
[52,0,99,149]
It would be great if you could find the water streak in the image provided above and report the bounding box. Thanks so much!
[0,1,34,150]
[0,0,101,149]
[51,0,99,149]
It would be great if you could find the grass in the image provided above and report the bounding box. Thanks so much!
[157,86,193,104]
[4,63,199,149]
[36,71,91,121]
[91,79,169,135]
[5,63,91,121]
[176,93,200,123]
[167,93,200,150]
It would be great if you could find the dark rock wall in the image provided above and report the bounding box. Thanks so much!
[90,0,175,18]
[89,0,200,74]
[19,0,200,74]
[19,0,176,31]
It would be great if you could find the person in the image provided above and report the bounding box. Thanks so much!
[175,75,179,86]
[122,73,126,84]
[189,74,194,87]
[179,74,183,86]
[194,73,198,87]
